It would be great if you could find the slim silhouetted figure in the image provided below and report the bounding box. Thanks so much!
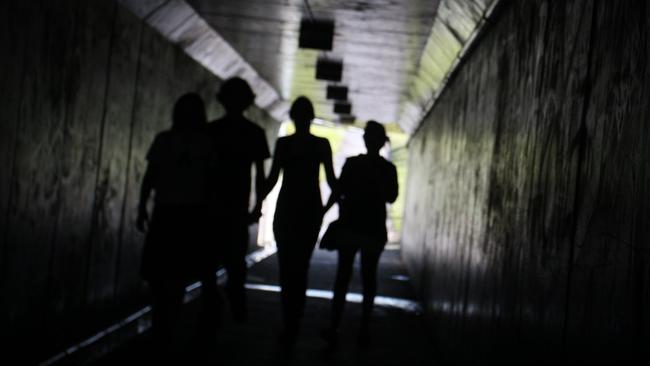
[321,120,398,349]
[207,77,270,323]
[264,96,337,344]
[136,93,217,355]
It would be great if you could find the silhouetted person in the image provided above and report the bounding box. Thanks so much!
[263,96,337,345]
[136,93,218,356]
[207,77,270,323]
[321,121,398,349]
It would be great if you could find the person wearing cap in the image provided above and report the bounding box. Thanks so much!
[263,96,337,345]
[207,77,271,324]
[321,120,399,348]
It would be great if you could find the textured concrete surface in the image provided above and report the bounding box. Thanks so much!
[117,0,289,120]
[0,1,279,362]
[402,0,650,361]
[399,0,500,133]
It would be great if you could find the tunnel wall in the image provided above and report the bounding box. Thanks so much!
[0,0,279,361]
[402,0,650,359]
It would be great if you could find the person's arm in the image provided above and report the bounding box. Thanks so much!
[321,139,338,214]
[323,187,340,215]
[322,141,337,190]
[249,159,266,223]
[386,163,399,204]
[323,157,346,215]
[136,136,162,232]
[248,129,272,223]
[136,162,155,232]
[262,138,283,200]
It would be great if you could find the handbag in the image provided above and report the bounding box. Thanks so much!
[319,219,344,251]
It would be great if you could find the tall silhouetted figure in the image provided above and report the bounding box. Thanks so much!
[136,93,217,356]
[321,120,398,349]
[264,96,337,345]
[207,77,270,323]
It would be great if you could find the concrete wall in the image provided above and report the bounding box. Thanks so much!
[403,0,650,360]
[0,0,278,361]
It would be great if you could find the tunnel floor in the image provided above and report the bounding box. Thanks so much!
[91,247,437,365]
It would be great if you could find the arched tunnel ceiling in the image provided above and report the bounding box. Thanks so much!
[186,0,439,126]
[118,0,499,133]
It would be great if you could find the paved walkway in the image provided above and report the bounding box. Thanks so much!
[93,247,437,365]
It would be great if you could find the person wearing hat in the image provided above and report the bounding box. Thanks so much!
[321,120,399,348]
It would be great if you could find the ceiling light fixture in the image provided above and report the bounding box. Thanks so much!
[338,115,356,124]
[326,85,348,100]
[299,19,335,50]
[316,58,343,81]
[333,102,352,114]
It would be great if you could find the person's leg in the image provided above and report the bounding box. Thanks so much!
[358,245,383,346]
[329,246,357,331]
[293,242,316,323]
[197,270,222,339]
[193,207,222,339]
[276,241,300,342]
[150,282,168,347]
[320,245,357,348]
[150,279,185,355]
[224,224,249,322]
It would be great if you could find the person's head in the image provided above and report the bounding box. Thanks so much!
[217,77,255,113]
[289,96,315,133]
[363,120,388,154]
[172,93,207,131]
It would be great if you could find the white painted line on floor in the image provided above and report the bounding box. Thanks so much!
[39,305,153,366]
[244,283,422,314]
